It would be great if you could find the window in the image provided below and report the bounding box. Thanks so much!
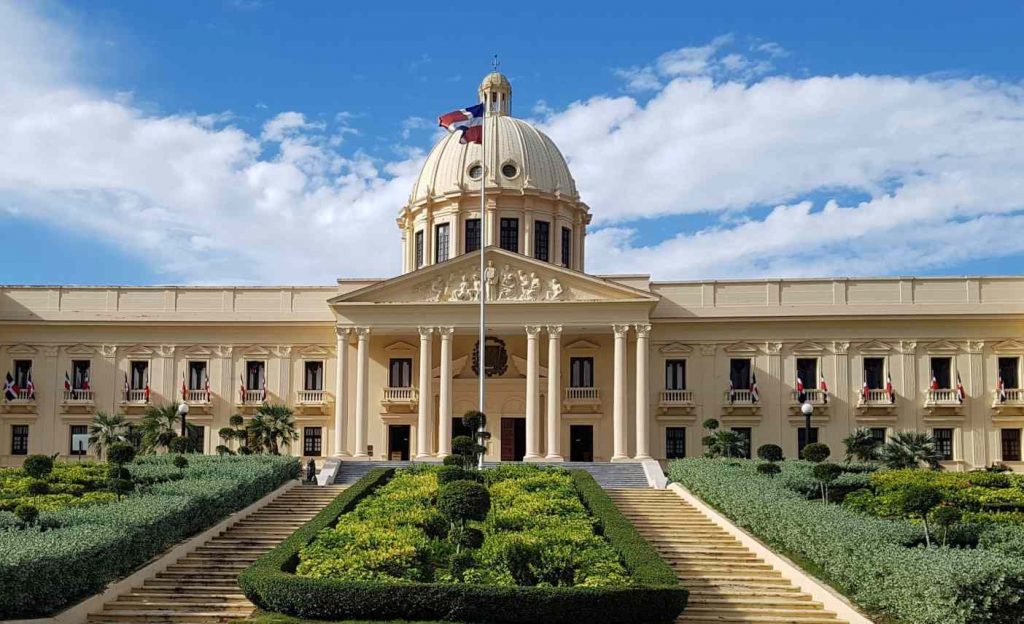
[414,230,424,268]
[998,357,1020,389]
[930,356,952,389]
[304,361,324,391]
[665,360,686,390]
[534,220,550,262]
[731,427,752,459]
[13,360,31,389]
[188,425,205,453]
[464,218,481,253]
[188,361,208,390]
[435,223,450,263]
[71,360,90,390]
[246,361,265,391]
[870,428,887,445]
[729,359,751,390]
[389,358,413,388]
[796,358,818,393]
[69,425,88,455]
[570,357,594,388]
[561,227,572,267]
[933,428,954,461]
[499,218,519,252]
[501,163,518,178]
[304,427,323,456]
[864,357,885,389]
[129,361,148,390]
[468,164,483,179]
[11,425,28,456]
[666,427,686,459]
[797,427,819,455]
[1002,429,1022,462]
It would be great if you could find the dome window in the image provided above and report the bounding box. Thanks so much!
[468,164,483,180]
[501,163,519,179]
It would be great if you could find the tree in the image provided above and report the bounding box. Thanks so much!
[801,443,831,463]
[843,428,882,462]
[106,443,137,501]
[246,404,298,455]
[812,463,844,502]
[929,506,962,547]
[437,479,491,553]
[705,430,747,458]
[173,454,189,473]
[22,455,54,480]
[880,431,944,470]
[462,410,490,469]
[88,411,128,460]
[139,404,183,453]
[899,485,943,547]
[757,444,784,462]
[450,435,485,470]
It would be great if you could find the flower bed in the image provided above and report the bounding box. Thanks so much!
[0,455,299,619]
[669,458,1024,624]
[240,466,687,624]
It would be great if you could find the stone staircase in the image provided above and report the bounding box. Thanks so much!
[86,484,345,624]
[334,459,652,488]
[606,489,846,624]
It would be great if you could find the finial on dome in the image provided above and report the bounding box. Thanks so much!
[478,59,511,116]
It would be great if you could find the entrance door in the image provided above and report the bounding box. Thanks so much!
[500,417,526,461]
[388,424,410,461]
[570,425,594,462]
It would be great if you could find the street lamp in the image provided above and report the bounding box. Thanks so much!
[177,401,190,439]
[801,401,814,454]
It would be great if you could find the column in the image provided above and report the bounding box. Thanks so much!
[416,326,434,459]
[634,324,651,460]
[438,327,454,457]
[333,328,350,456]
[353,327,370,458]
[524,325,542,460]
[612,324,630,461]
[546,325,563,460]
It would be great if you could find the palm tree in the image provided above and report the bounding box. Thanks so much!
[705,430,747,459]
[843,428,881,462]
[88,411,128,459]
[139,404,182,453]
[246,404,298,455]
[880,431,944,470]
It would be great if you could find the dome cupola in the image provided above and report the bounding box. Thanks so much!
[478,71,512,116]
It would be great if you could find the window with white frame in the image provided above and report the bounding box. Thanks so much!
[665,359,686,390]
[933,428,954,461]
[930,356,952,389]
[304,361,324,391]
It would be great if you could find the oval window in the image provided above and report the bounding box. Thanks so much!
[468,165,483,179]
[501,163,518,178]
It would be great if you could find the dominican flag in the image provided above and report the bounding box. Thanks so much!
[81,370,90,392]
[26,371,35,400]
[886,372,895,404]
[438,103,484,144]
[261,376,268,403]
[240,373,246,403]
[181,374,188,401]
[956,372,966,403]
[795,375,805,401]
[751,373,760,403]
[819,376,828,404]
[728,379,735,404]
[998,375,1007,403]
[3,373,16,401]
[64,371,72,394]
[862,380,869,401]
[930,372,939,392]
[204,371,211,399]
[143,373,150,403]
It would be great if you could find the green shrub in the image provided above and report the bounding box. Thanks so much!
[26,480,49,496]
[107,443,136,466]
[437,465,481,485]
[800,442,830,463]
[756,444,783,462]
[13,504,38,526]
[437,480,491,524]
[22,455,53,480]
[756,462,781,477]
[173,455,189,471]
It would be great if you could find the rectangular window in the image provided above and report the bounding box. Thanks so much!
[864,357,885,390]
[245,361,265,391]
[304,361,324,391]
[998,357,1020,389]
[388,358,413,388]
[934,428,954,461]
[666,427,686,459]
[561,227,572,267]
[435,223,450,263]
[870,427,887,445]
[930,356,952,389]
[129,360,148,390]
[1002,429,1022,462]
[729,358,752,390]
[71,360,91,390]
[796,358,818,391]
[464,218,481,253]
[731,427,752,459]
[188,361,208,390]
[533,220,550,262]
[569,357,594,388]
[414,230,424,268]
[13,360,31,389]
[499,218,519,252]
[665,360,686,390]
[188,425,205,453]
[70,424,88,455]
[304,427,323,456]
[11,425,28,456]
[797,427,819,455]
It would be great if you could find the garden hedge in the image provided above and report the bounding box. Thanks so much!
[669,458,1024,624]
[0,455,298,619]
[240,469,687,624]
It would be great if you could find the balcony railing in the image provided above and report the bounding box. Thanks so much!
[239,389,264,405]
[186,389,211,404]
[858,388,894,406]
[925,389,962,406]
[10,388,35,402]
[297,389,325,404]
[994,388,1024,407]
[382,387,418,403]
[724,389,757,405]
[564,387,601,403]
[123,389,148,403]
[792,389,828,405]
[659,389,694,407]
[63,389,94,403]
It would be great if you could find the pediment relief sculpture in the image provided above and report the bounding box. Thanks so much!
[410,260,571,303]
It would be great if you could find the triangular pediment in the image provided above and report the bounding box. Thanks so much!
[992,340,1024,353]
[121,344,156,357]
[329,247,658,306]
[383,340,417,353]
[659,342,693,354]
[564,339,601,351]
[7,344,38,355]
[240,345,272,357]
[924,340,961,354]
[858,340,893,354]
[65,344,96,355]
[181,344,216,357]
[790,341,827,354]
[723,342,760,355]
[296,344,332,357]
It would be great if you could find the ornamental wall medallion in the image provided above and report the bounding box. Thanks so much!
[471,337,509,377]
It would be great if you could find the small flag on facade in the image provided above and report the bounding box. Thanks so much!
[751,373,760,403]
[124,372,130,399]
[438,103,485,144]
[26,370,35,400]
[819,376,828,404]
[261,375,268,403]
[3,373,16,401]
[181,374,188,401]
[861,380,869,401]
[956,372,965,403]
[930,371,939,392]
[240,373,246,403]
[82,370,90,392]
[143,372,150,403]
[795,375,805,402]
[998,375,1007,403]
[204,371,211,399]
[728,378,735,404]
[64,371,71,394]
[886,372,895,404]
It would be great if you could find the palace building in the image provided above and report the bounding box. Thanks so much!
[2,71,1024,470]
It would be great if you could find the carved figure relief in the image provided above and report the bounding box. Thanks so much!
[410,262,570,303]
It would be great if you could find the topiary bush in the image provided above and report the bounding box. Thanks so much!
[13,504,38,526]
[756,462,781,477]
[800,442,831,463]
[756,444,783,462]
[106,443,136,467]
[22,455,54,480]
[437,480,491,525]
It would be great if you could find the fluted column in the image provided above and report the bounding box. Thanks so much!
[524,325,542,460]
[334,327,350,456]
[546,325,563,460]
[634,324,651,459]
[416,327,434,459]
[612,324,630,461]
[353,327,370,458]
[437,327,454,457]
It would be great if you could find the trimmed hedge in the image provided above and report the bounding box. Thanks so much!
[670,458,1024,624]
[240,468,687,624]
[0,455,298,619]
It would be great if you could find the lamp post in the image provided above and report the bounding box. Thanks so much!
[177,401,190,439]
[801,401,814,454]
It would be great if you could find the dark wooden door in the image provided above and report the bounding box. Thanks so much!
[388,425,410,461]
[501,417,526,461]
[570,425,593,462]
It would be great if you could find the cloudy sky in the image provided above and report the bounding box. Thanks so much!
[1,1,1023,285]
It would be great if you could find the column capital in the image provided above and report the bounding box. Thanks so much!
[437,326,455,339]
[634,323,652,338]
[546,324,563,337]
[612,324,630,338]
[418,326,435,339]
[335,326,351,339]
[355,327,371,339]
[525,325,543,337]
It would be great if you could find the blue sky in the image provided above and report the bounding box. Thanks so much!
[2,1,1024,284]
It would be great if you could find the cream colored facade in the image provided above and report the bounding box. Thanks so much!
[2,72,1024,470]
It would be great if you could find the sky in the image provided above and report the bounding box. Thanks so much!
[1,0,1023,285]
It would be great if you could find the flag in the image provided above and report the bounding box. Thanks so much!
[81,370,90,392]
[240,373,246,403]
[930,372,939,392]
[181,374,188,401]
[143,372,150,403]
[796,375,805,398]
[438,103,485,144]
[204,371,211,399]
[861,380,869,401]
[26,370,35,400]
[64,371,71,394]
[261,375,268,403]
[998,375,1007,403]
[886,372,895,403]
[956,372,965,403]
[819,376,829,404]
[3,373,15,401]
[751,373,760,403]
[124,372,130,398]
[728,378,735,404]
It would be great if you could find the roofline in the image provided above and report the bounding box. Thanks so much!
[649,275,1024,286]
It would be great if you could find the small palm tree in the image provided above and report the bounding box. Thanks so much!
[843,428,881,462]
[880,431,944,470]
[88,411,128,459]
[706,430,747,459]
[246,404,298,455]
[139,404,182,453]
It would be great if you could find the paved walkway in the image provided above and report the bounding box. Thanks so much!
[606,489,846,624]
[87,484,345,624]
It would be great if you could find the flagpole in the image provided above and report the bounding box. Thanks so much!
[477,85,488,471]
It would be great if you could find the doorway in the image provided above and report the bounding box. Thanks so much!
[500,417,526,461]
[388,424,410,461]
[569,425,593,462]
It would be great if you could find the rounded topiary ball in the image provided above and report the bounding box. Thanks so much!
[812,462,844,483]
[437,465,470,485]
[437,480,491,523]
[441,454,462,467]
[107,443,137,466]
[229,414,245,428]
[14,503,39,526]
[757,444,784,462]
[756,462,781,477]
[800,442,831,463]
[456,526,485,549]
[107,465,131,481]
[702,418,720,431]
[22,455,54,480]
[172,455,189,471]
